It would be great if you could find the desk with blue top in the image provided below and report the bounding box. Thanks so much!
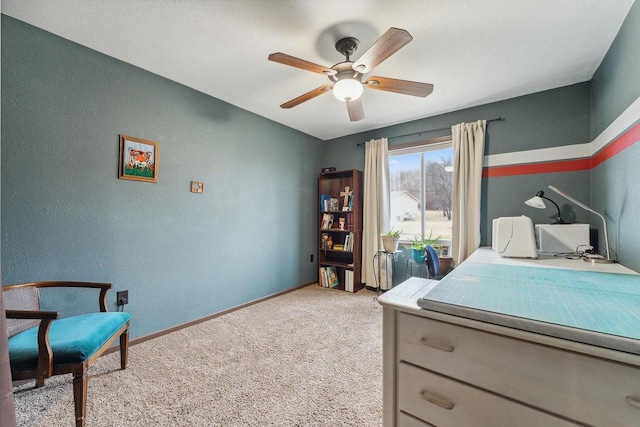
[378,248,640,427]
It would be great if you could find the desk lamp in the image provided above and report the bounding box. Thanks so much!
[524,190,568,224]
[547,185,615,263]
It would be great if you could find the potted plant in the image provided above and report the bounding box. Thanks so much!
[434,244,453,275]
[409,236,427,263]
[422,230,442,249]
[380,228,402,252]
[409,231,443,263]
[407,231,453,276]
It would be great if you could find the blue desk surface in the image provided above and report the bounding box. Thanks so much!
[419,260,640,353]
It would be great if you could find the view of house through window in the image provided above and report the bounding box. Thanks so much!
[389,141,453,253]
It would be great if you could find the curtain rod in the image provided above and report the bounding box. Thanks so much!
[356,116,504,147]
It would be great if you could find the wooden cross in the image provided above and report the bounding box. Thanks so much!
[340,186,351,208]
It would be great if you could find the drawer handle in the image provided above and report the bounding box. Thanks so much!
[419,336,455,352]
[626,395,640,409]
[419,389,455,410]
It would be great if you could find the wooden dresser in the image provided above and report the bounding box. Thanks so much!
[377,248,640,426]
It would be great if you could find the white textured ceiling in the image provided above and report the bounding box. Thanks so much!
[1,0,635,140]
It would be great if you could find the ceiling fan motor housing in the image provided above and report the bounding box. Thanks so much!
[335,37,360,61]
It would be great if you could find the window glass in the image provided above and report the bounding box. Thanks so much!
[389,144,453,250]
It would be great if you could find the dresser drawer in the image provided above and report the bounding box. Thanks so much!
[398,362,578,426]
[398,411,435,427]
[398,312,640,426]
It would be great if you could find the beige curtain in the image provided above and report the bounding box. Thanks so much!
[452,120,486,265]
[362,138,391,288]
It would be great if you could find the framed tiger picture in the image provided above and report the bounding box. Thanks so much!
[119,135,158,183]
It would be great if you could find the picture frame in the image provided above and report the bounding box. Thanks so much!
[119,135,158,183]
[191,181,204,194]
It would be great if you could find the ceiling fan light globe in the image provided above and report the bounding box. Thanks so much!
[333,78,363,102]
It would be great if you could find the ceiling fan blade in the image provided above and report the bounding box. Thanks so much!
[268,52,337,76]
[346,98,365,122]
[365,76,434,97]
[280,85,333,109]
[352,28,413,74]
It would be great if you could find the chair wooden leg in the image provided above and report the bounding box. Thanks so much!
[72,364,88,427]
[120,328,129,370]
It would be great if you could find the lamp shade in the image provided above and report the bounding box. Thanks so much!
[525,195,546,209]
[524,190,568,224]
[333,78,363,102]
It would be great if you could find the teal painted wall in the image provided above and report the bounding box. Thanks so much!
[1,15,323,339]
[591,1,640,139]
[590,0,640,271]
[3,0,638,342]
[325,83,593,246]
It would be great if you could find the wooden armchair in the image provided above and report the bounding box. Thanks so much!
[3,281,130,427]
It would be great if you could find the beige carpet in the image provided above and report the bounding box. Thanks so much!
[12,285,383,426]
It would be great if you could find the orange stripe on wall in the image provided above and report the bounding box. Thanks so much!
[483,158,591,178]
[483,121,640,178]
[591,122,640,168]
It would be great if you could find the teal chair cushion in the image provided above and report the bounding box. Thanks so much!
[8,312,131,371]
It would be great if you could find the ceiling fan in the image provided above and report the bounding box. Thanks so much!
[268,28,434,122]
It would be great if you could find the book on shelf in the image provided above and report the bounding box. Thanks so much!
[346,213,353,231]
[343,232,354,251]
[319,266,340,288]
[330,198,339,211]
[320,194,331,212]
[321,213,334,230]
[333,244,344,251]
[345,269,354,292]
[326,266,339,288]
[319,267,327,287]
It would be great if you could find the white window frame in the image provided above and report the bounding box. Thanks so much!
[389,135,453,246]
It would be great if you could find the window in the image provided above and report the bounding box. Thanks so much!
[389,137,453,252]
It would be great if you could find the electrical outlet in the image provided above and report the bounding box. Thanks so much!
[310,254,314,262]
[116,290,129,306]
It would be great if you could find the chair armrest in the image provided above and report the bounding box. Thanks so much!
[4,281,112,312]
[5,310,59,320]
[55,283,111,312]
[5,309,59,386]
